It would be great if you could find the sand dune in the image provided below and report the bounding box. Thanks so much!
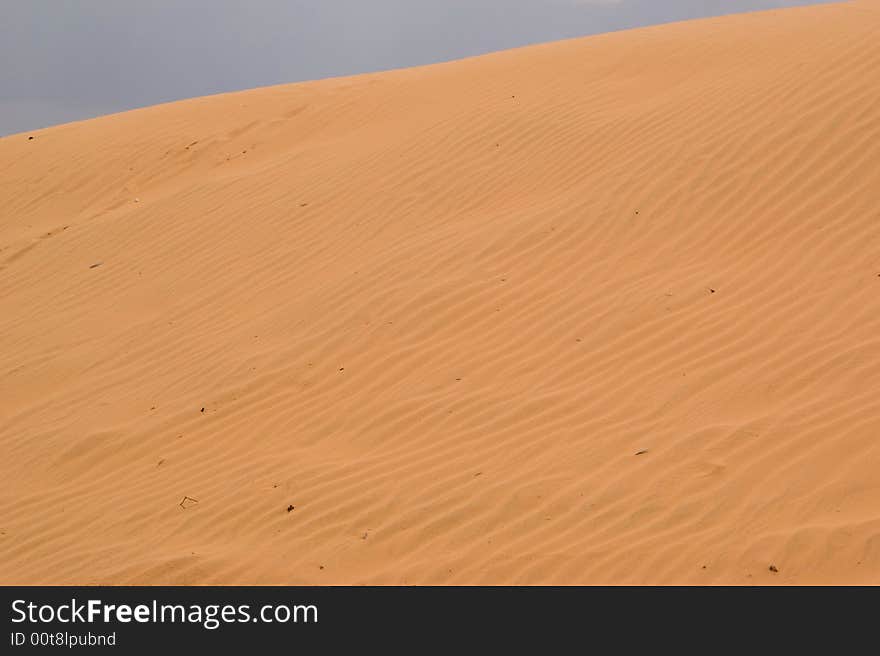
[2,1,880,585]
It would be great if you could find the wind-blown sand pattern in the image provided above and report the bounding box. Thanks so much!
[2,1,880,585]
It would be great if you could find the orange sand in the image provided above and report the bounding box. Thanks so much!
[2,1,879,584]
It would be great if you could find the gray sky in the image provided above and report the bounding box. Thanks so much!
[0,0,834,136]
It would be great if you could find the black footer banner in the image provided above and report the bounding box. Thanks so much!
[1,586,870,651]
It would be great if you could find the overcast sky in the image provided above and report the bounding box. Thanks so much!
[0,0,833,136]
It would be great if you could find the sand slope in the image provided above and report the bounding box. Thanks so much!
[2,1,880,585]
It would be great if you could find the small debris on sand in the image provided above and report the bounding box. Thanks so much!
[179,496,198,509]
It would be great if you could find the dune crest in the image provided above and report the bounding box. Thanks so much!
[2,1,880,584]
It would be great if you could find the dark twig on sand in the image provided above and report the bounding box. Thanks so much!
[179,496,198,508]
